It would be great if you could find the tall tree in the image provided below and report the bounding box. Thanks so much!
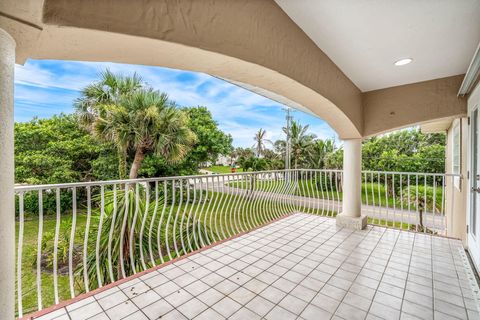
[306,139,335,168]
[282,121,316,169]
[75,71,197,179]
[139,106,233,177]
[262,149,284,169]
[183,107,233,165]
[74,73,197,281]
[362,129,445,173]
[74,70,142,178]
[231,147,255,164]
[324,148,343,169]
[252,128,271,157]
[15,114,116,185]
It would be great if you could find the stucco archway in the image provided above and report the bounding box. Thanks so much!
[2,0,364,139]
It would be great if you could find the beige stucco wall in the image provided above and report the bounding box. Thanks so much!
[445,118,468,244]
[363,75,467,137]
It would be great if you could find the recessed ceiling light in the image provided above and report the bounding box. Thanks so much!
[394,58,413,66]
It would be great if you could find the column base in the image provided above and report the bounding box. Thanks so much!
[336,213,367,230]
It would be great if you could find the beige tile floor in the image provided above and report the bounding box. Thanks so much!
[35,213,480,320]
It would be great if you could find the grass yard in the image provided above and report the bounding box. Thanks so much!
[17,215,88,315]
[202,166,244,174]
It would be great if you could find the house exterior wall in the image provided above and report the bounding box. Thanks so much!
[216,155,234,167]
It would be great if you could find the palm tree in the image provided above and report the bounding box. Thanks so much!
[75,70,143,178]
[402,186,440,233]
[282,121,316,169]
[75,71,197,179]
[306,139,335,168]
[252,128,271,157]
[73,71,199,285]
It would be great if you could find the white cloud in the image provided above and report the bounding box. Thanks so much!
[15,63,95,91]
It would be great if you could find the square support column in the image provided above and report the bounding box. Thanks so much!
[0,28,16,319]
[336,138,367,230]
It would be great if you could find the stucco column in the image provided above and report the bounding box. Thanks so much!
[336,138,367,229]
[0,28,16,320]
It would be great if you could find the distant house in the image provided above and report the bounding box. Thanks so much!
[215,154,235,166]
[200,155,235,167]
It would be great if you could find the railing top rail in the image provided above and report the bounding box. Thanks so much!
[14,169,461,192]
[13,169,299,192]
[297,169,343,173]
[361,170,462,177]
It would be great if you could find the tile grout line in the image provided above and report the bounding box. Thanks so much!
[284,218,382,317]
[28,212,296,320]
[337,226,398,319]
[251,216,360,319]
[446,238,471,319]
[199,214,325,319]
[223,214,332,318]
[74,213,301,319]
[35,214,478,320]
[296,225,382,319]
[129,214,320,319]
[397,228,416,319]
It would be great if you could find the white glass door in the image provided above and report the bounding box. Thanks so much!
[469,107,480,267]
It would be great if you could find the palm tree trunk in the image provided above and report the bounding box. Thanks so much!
[419,209,424,228]
[129,148,145,179]
[118,149,127,179]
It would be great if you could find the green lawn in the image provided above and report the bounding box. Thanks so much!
[202,166,244,174]
[17,215,89,316]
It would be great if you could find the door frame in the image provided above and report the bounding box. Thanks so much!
[467,85,480,270]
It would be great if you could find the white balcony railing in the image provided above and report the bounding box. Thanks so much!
[14,169,459,317]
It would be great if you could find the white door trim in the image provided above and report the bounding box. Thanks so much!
[467,82,480,270]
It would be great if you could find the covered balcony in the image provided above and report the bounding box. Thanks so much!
[1,0,480,319]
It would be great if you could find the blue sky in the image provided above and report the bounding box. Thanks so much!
[14,60,337,147]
